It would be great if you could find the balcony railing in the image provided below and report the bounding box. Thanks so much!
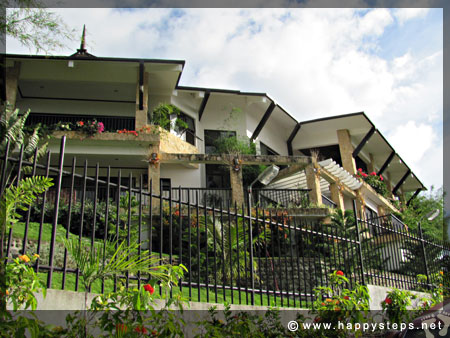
[25,112,135,132]
[321,194,337,208]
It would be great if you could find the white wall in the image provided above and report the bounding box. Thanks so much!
[160,164,202,188]
[17,98,135,116]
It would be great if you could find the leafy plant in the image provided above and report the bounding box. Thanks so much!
[380,288,416,325]
[311,271,370,337]
[4,253,46,311]
[151,103,188,133]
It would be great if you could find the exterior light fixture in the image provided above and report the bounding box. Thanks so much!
[418,208,440,285]
[68,60,74,68]
[425,209,440,221]
[251,164,279,187]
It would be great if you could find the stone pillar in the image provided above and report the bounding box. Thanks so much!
[230,166,245,206]
[135,71,149,130]
[329,183,344,210]
[305,164,322,206]
[148,143,161,212]
[6,61,21,110]
[337,129,357,175]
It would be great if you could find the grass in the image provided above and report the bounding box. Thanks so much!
[17,222,307,309]
[38,270,307,308]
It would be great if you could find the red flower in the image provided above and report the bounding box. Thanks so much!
[362,173,368,177]
[358,168,363,172]
[116,323,128,333]
[336,270,344,276]
[174,210,180,217]
[384,297,392,305]
[78,121,84,126]
[343,296,350,300]
[135,326,148,334]
[370,171,377,176]
[143,284,155,295]
[379,175,383,181]
[151,330,159,336]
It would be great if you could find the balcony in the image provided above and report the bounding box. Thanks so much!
[25,112,135,132]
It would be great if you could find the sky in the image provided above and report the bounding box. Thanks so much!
[6,7,444,196]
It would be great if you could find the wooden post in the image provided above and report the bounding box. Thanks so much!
[305,164,322,206]
[337,129,357,175]
[148,143,160,212]
[329,183,345,210]
[136,71,149,130]
[5,61,21,111]
[230,165,245,206]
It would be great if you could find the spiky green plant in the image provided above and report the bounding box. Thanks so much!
[1,105,49,186]
[0,176,53,312]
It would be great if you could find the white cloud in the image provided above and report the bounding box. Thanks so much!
[393,8,429,25]
[5,8,443,190]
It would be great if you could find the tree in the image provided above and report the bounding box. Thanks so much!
[401,187,446,242]
[2,0,75,53]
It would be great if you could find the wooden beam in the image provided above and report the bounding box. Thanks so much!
[407,188,422,206]
[198,90,210,121]
[251,101,276,141]
[377,151,395,176]
[352,127,376,158]
[393,169,411,195]
[287,123,301,156]
[159,153,311,166]
[138,61,144,110]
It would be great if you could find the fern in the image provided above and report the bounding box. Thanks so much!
[0,176,53,231]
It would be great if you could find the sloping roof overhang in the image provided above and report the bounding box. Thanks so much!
[290,112,426,193]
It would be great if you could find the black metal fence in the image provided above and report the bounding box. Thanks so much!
[358,214,449,290]
[25,112,135,132]
[1,137,449,308]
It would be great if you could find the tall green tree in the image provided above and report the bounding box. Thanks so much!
[2,0,75,53]
[401,187,446,242]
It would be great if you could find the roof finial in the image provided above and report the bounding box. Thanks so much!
[70,25,95,58]
[80,24,86,51]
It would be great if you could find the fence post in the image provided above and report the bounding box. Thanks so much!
[47,136,66,288]
[352,199,366,285]
[418,223,431,288]
[247,188,255,305]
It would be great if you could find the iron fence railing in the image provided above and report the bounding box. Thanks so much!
[359,213,448,290]
[321,194,337,208]
[1,137,449,308]
[25,112,135,132]
[252,188,310,208]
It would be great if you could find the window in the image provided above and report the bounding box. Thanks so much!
[260,142,278,156]
[204,130,236,154]
[170,111,196,146]
[204,130,236,188]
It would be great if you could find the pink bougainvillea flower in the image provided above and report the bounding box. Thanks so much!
[379,175,383,181]
[370,172,377,176]
[362,173,368,177]
[97,122,105,133]
[358,168,363,172]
